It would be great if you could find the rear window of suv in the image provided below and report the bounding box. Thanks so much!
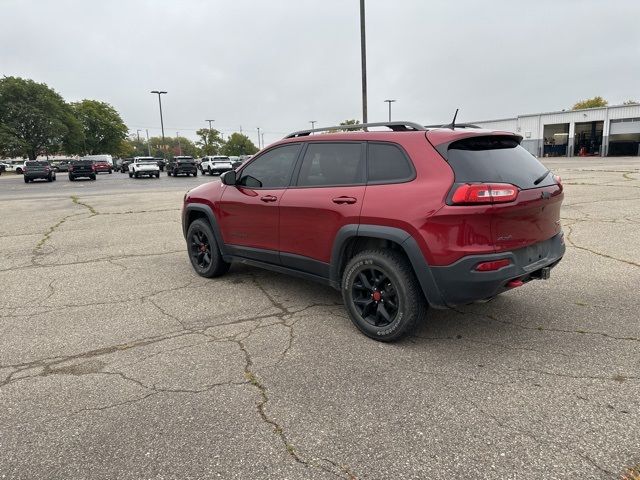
[445,136,555,189]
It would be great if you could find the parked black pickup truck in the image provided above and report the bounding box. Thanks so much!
[68,160,96,181]
[24,161,56,183]
[167,156,198,176]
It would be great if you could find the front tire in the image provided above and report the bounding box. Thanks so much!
[342,249,426,342]
[187,219,230,278]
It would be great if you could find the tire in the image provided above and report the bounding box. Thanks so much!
[52,173,56,181]
[69,175,74,181]
[16,168,23,175]
[90,174,96,181]
[108,169,112,174]
[186,219,230,278]
[155,172,160,178]
[167,170,172,176]
[207,167,212,176]
[342,249,426,342]
[193,169,197,177]
[134,172,139,179]
[24,177,29,183]
[47,174,52,182]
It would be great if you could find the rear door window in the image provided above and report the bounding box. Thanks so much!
[367,142,414,183]
[445,136,555,189]
[295,142,364,187]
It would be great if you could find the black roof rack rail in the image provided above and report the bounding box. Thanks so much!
[424,123,481,129]
[284,121,427,139]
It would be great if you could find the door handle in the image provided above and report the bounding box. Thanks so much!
[260,195,277,203]
[332,196,357,205]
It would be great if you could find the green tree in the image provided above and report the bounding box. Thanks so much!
[325,119,361,134]
[220,132,258,156]
[119,136,149,157]
[0,76,83,159]
[72,100,128,155]
[572,96,608,110]
[196,128,225,155]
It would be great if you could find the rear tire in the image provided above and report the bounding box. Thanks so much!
[24,177,29,183]
[342,249,426,342]
[134,171,139,179]
[47,174,52,182]
[155,172,160,178]
[90,174,96,181]
[193,169,197,177]
[186,219,230,278]
[108,169,112,174]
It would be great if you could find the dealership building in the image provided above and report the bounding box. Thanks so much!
[471,104,640,157]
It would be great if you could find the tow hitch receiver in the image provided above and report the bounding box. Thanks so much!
[532,267,551,280]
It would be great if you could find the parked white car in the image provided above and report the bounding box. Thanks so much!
[200,155,233,176]
[4,160,27,174]
[128,157,160,178]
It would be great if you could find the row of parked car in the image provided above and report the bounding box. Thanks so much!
[0,155,252,183]
[116,155,249,178]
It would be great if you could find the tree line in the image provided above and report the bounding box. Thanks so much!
[0,76,259,160]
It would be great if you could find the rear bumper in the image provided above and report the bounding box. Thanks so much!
[428,233,566,307]
[208,165,232,173]
[173,165,197,174]
[24,173,50,179]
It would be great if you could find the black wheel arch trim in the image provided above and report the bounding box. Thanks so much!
[183,203,228,256]
[330,224,446,308]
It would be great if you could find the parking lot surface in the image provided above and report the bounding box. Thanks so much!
[1,161,639,479]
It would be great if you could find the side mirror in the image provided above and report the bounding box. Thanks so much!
[221,170,237,185]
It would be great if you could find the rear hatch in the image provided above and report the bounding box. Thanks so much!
[70,161,94,174]
[435,134,563,252]
[25,161,50,175]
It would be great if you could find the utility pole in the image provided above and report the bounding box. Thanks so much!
[384,99,396,122]
[261,132,265,149]
[205,119,215,152]
[150,90,167,155]
[309,120,317,132]
[360,0,368,124]
[145,129,151,156]
[177,132,182,155]
[136,129,141,142]
[257,127,261,149]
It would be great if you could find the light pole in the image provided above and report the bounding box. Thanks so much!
[261,132,265,148]
[384,99,396,122]
[150,90,167,155]
[136,129,141,142]
[145,129,151,156]
[205,119,215,152]
[309,120,317,132]
[257,127,261,149]
[360,0,368,124]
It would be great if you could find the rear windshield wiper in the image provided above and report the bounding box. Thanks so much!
[534,169,551,185]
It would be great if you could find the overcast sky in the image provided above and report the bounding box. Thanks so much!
[2,0,639,145]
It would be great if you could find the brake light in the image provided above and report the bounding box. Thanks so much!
[452,183,518,205]
[554,175,563,191]
[475,259,511,271]
[91,164,96,171]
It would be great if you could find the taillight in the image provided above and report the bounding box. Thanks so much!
[475,259,511,271]
[451,183,518,205]
[91,165,96,171]
[554,175,563,191]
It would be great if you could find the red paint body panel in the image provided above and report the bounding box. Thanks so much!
[279,186,365,263]
[218,186,281,251]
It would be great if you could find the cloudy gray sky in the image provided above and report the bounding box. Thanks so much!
[2,0,639,145]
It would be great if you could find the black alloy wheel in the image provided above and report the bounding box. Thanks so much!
[351,266,399,328]
[190,229,212,270]
[342,249,426,341]
[186,219,230,278]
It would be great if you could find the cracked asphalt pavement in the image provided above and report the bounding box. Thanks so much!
[0,161,639,479]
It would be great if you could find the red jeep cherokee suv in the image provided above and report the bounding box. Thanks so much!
[182,122,564,341]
